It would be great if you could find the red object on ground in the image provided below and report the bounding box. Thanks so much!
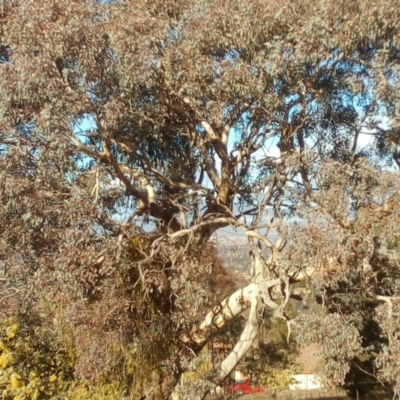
[225,379,266,395]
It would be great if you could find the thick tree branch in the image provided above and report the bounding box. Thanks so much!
[68,132,182,231]
[112,138,208,192]
[186,279,282,347]
[206,288,260,386]
[377,295,400,318]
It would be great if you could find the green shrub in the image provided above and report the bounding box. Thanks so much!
[0,317,128,400]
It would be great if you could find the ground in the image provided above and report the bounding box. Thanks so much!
[215,388,349,400]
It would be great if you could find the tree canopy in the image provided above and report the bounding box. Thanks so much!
[1,0,400,399]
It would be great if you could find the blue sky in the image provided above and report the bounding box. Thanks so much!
[70,107,395,230]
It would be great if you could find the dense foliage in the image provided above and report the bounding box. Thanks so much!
[1,0,400,399]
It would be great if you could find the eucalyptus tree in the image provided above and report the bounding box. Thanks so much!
[1,0,400,399]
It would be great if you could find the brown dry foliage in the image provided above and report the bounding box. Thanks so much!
[1,0,400,398]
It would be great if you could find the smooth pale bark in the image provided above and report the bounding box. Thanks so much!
[377,295,400,318]
[172,264,317,400]
[170,292,262,400]
[171,287,262,400]
[187,279,281,346]
[206,287,260,385]
[173,279,281,400]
